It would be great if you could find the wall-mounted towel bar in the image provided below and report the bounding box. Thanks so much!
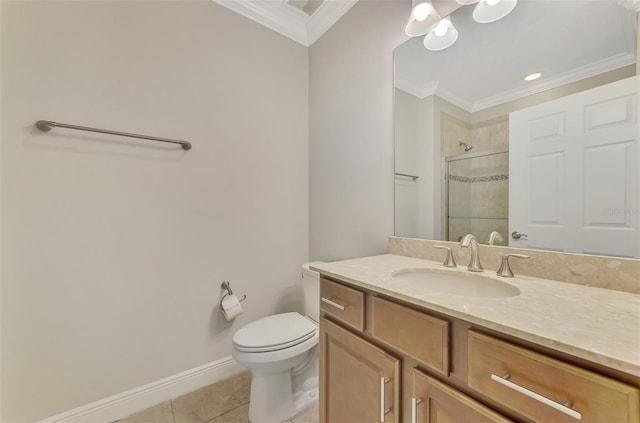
[36,120,192,151]
[395,172,419,181]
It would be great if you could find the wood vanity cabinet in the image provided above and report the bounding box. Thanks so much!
[320,317,400,423]
[370,296,449,377]
[412,368,512,423]
[318,276,640,423]
[468,331,640,423]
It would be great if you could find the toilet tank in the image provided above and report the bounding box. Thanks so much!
[301,262,322,322]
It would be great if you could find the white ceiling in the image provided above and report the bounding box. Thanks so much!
[214,0,638,111]
[212,0,358,46]
[395,0,638,112]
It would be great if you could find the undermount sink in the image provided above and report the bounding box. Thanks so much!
[391,268,521,298]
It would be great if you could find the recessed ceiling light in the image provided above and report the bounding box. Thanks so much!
[524,72,542,81]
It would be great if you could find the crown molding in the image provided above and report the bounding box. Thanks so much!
[395,77,439,99]
[394,78,473,111]
[470,52,637,112]
[395,52,637,113]
[212,0,357,47]
[434,86,474,112]
[307,1,358,45]
[213,0,307,44]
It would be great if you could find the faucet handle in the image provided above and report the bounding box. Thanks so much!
[497,254,530,278]
[434,246,457,268]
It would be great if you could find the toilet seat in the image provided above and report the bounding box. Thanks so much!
[233,312,317,353]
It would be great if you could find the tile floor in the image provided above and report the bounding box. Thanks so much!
[116,371,318,423]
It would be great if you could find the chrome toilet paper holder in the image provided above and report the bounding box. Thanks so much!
[220,281,247,310]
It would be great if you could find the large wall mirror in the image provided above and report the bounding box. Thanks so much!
[394,0,640,258]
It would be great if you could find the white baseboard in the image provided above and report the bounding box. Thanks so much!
[37,356,244,423]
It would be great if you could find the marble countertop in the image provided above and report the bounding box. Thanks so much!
[310,254,640,377]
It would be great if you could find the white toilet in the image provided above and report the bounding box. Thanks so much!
[232,263,321,423]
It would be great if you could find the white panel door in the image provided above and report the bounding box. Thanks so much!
[509,76,639,257]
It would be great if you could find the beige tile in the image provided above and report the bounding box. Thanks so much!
[471,125,491,151]
[172,371,251,423]
[441,112,471,157]
[490,119,509,148]
[292,404,318,423]
[117,401,174,423]
[209,403,250,423]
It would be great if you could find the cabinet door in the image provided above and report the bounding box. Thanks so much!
[412,368,512,423]
[320,317,400,423]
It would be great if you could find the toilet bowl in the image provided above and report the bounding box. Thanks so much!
[232,263,321,423]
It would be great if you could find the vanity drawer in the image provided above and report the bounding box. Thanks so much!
[468,331,640,423]
[319,277,365,332]
[371,296,449,376]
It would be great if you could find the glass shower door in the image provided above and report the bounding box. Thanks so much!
[447,151,509,244]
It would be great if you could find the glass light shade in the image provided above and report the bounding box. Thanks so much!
[456,0,480,4]
[473,0,517,23]
[424,18,459,51]
[405,0,441,37]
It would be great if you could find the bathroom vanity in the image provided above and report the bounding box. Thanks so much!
[311,254,640,423]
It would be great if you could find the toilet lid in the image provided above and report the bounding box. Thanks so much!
[233,312,317,352]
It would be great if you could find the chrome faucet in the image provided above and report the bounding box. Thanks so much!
[496,253,530,277]
[460,234,483,272]
[488,231,504,245]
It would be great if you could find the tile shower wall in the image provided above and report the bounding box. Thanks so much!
[448,153,509,244]
[441,113,510,244]
[471,115,509,150]
[441,112,471,157]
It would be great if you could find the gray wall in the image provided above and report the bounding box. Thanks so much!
[309,0,409,261]
[1,1,308,421]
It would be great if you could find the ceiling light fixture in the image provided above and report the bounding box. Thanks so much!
[524,72,542,81]
[424,17,459,51]
[406,0,518,51]
[405,0,441,37]
[473,0,518,24]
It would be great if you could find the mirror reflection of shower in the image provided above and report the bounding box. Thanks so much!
[447,150,509,245]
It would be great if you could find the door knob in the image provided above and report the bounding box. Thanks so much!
[511,231,528,240]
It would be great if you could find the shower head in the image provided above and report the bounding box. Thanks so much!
[459,142,473,152]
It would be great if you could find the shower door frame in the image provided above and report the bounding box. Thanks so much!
[443,146,509,242]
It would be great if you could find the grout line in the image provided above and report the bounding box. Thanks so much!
[202,401,250,423]
[170,399,177,423]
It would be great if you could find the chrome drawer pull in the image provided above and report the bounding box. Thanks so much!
[491,374,582,420]
[321,296,346,311]
[380,377,391,422]
[411,397,423,423]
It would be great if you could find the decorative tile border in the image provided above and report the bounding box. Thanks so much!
[449,174,509,183]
